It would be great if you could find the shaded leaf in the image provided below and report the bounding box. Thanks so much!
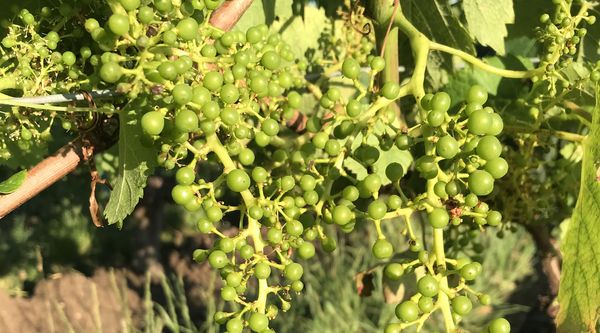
[234,0,294,32]
[556,85,600,333]
[402,0,475,53]
[104,100,157,226]
[463,0,514,54]
[0,169,27,194]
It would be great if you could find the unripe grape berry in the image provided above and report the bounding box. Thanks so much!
[284,263,304,281]
[372,239,394,259]
[298,242,315,259]
[468,170,494,196]
[468,109,492,135]
[254,262,271,279]
[368,199,388,220]
[384,263,404,280]
[227,169,250,192]
[460,262,482,280]
[427,109,446,127]
[485,157,509,179]
[141,111,164,135]
[108,14,129,36]
[428,207,449,228]
[248,312,269,332]
[370,56,385,72]
[436,135,459,159]
[487,318,511,333]
[431,91,451,112]
[99,62,123,83]
[176,167,195,185]
[395,300,419,322]
[417,275,439,297]
[467,85,488,105]
[208,250,228,269]
[476,135,503,160]
[332,205,353,225]
[177,18,199,41]
[342,57,360,79]
[381,81,400,99]
[451,295,473,316]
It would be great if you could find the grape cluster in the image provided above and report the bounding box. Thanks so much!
[535,0,594,94]
[0,0,514,331]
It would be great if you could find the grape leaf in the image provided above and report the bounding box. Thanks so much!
[273,6,328,59]
[234,0,293,32]
[463,0,514,55]
[0,169,26,194]
[344,143,412,186]
[401,0,475,54]
[104,100,157,226]
[556,86,600,333]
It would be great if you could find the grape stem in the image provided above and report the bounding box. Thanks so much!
[205,134,269,314]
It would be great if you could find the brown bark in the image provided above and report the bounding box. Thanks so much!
[209,0,254,31]
[0,141,83,219]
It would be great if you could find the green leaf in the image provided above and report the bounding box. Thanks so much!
[401,0,475,53]
[463,0,514,55]
[0,169,27,194]
[344,141,412,186]
[273,5,328,59]
[557,86,600,333]
[234,0,293,32]
[104,100,157,225]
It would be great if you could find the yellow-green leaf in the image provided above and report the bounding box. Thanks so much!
[0,169,27,194]
[557,85,600,333]
[463,0,514,55]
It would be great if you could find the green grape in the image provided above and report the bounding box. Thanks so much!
[381,81,400,99]
[488,113,504,136]
[342,186,360,202]
[177,18,199,41]
[346,99,362,117]
[332,205,353,225]
[460,262,482,280]
[417,275,439,297]
[220,108,240,126]
[99,62,123,83]
[108,14,129,36]
[384,263,404,280]
[342,57,360,79]
[325,139,341,156]
[368,199,387,220]
[286,220,304,237]
[486,210,502,226]
[468,109,492,135]
[239,245,255,260]
[419,297,434,313]
[267,228,283,244]
[395,300,419,322]
[176,167,195,185]
[487,318,511,333]
[428,207,449,228]
[172,185,194,205]
[468,170,494,196]
[297,242,315,259]
[372,239,393,259]
[431,91,451,112]
[175,109,198,132]
[299,175,316,191]
[395,134,411,150]
[467,85,488,105]
[485,157,508,179]
[208,250,228,269]
[252,167,268,183]
[248,312,269,332]
[141,111,164,135]
[370,56,385,71]
[227,169,251,192]
[427,109,446,127]
[436,135,459,159]
[362,174,382,195]
[261,118,280,136]
[204,71,224,91]
[254,262,271,279]
[261,51,280,70]
[476,136,503,160]
[158,62,178,81]
[220,84,240,104]
[206,205,223,222]
[238,148,255,165]
[451,296,473,316]
[226,318,243,333]
[284,263,304,281]
[287,91,302,108]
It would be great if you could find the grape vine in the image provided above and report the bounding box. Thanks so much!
[0,0,599,332]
